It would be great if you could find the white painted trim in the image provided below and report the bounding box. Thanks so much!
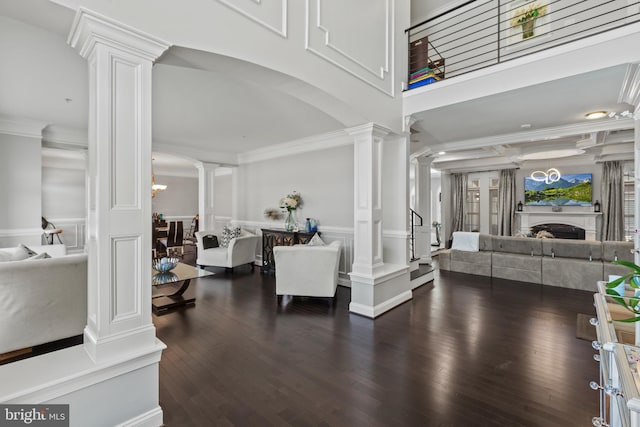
[0,341,165,403]
[115,407,163,427]
[216,0,288,38]
[68,8,170,61]
[410,270,434,290]
[430,118,635,155]
[0,228,43,238]
[619,63,640,107]
[238,129,351,164]
[305,0,395,97]
[337,277,351,287]
[383,229,410,239]
[153,140,239,166]
[42,126,88,148]
[0,116,47,138]
[349,263,410,284]
[349,290,412,318]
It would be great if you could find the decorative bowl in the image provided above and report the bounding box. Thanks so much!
[153,257,179,273]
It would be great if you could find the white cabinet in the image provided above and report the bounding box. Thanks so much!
[593,285,640,427]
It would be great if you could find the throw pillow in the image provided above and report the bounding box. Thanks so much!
[220,226,241,248]
[0,245,34,262]
[26,252,51,260]
[307,233,325,246]
[202,234,219,249]
[19,244,38,257]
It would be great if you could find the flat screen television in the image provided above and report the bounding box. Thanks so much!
[524,173,592,206]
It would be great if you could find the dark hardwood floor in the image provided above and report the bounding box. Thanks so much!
[154,263,599,426]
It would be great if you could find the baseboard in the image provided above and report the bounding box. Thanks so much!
[116,407,163,427]
[349,290,413,318]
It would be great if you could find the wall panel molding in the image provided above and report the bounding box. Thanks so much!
[305,0,394,96]
[216,0,288,38]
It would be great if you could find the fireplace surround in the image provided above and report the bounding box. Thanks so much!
[516,211,601,241]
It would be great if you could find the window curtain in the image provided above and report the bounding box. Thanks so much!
[497,169,517,236]
[601,160,624,241]
[450,173,467,239]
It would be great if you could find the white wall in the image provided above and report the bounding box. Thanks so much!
[152,174,198,218]
[53,0,409,133]
[236,144,354,228]
[0,133,42,246]
[382,136,410,265]
[235,143,354,284]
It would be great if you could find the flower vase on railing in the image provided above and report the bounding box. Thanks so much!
[510,2,547,40]
[279,191,303,232]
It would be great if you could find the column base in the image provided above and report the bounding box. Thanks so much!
[348,263,411,318]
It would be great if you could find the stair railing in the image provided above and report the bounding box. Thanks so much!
[410,209,424,261]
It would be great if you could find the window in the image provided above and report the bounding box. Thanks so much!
[624,164,635,242]
[465,179,480,232]
[489,178,499,235]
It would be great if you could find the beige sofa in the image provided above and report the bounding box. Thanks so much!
[0,248,87,354]
[439,234,633,291]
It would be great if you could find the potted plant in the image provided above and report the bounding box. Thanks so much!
[510,2,548,39]
[606,260,640,322]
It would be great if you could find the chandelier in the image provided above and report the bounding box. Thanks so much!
[152,158,167,197]
[530,168,561,185]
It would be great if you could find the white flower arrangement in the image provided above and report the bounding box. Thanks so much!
[279,191,303,211]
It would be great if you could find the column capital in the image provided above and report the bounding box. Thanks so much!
[345,123,391,140]
[194,161,220,170]
[403,115,417,133]
[414,155,435,166]
[68,8,170,61]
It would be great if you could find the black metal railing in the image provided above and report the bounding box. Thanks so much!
[409,208,423,261]
[406,0,640,88]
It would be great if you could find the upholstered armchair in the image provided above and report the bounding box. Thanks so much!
[195,229,259,271]
[273,240,341,298]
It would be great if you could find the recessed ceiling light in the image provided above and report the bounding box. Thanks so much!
[585,111,607,120]
[438,151,446,155]
[520,123,531,129]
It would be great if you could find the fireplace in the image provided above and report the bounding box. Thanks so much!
[530,223,586,240]
[516,211,600,241]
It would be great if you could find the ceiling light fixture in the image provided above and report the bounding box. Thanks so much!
[151,158,167,197]
[438,151,446,155]
[530,168,561,185]
[585,111,607,120]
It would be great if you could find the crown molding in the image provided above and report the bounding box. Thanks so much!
[238,129,351,164]
[429,118,635,154]
[0,116,47,139]
[42,125,88,148]
[152,140,239,166]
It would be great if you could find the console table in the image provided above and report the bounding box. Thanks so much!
[261,228,318,274]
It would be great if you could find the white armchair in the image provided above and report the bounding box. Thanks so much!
[273,240,342,298]
[195,229,259,271]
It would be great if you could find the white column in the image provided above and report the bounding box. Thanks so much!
[348,123,388,276]
[68,9,169,362]
[413,156,433,264]
[635,113,640,266]
[347,123,412,318]
[195,161,218,232]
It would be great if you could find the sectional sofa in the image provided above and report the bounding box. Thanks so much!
[438,234,634,291]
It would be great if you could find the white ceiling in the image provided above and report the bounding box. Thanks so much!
[2,0,637,175]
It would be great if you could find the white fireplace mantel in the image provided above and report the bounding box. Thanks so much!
[516,211,602,240]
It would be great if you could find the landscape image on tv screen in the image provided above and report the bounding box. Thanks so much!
[524,173,592,206]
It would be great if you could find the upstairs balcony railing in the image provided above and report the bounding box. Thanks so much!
[406,0,640,89]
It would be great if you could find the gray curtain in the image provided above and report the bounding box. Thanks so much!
[497,169,517,236]
[601,160,625,241]
[450,173,467,238]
